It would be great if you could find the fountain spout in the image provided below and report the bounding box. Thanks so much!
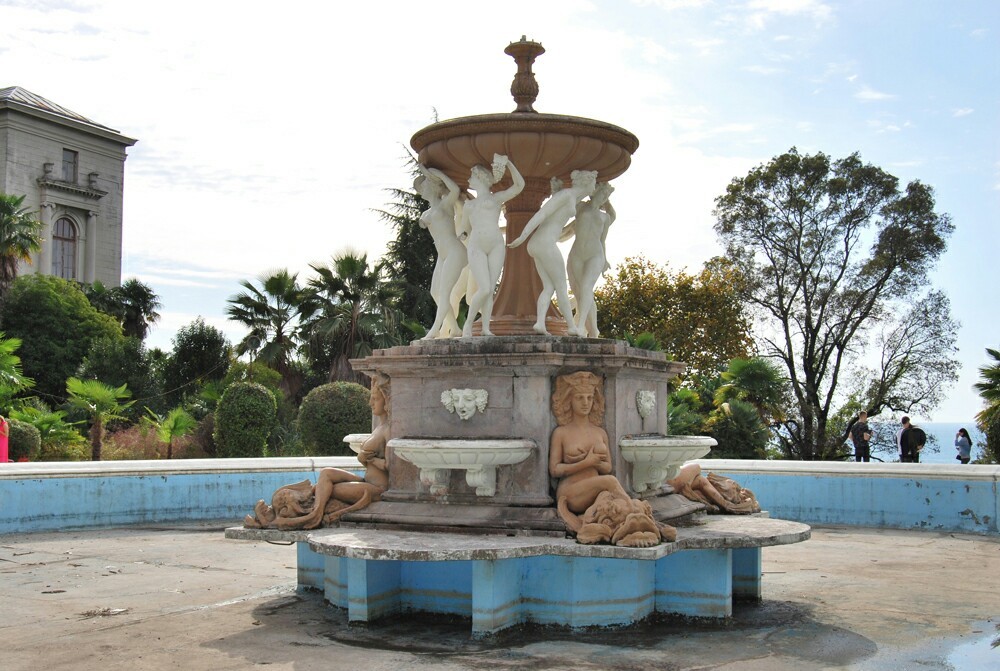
[505,36,545,113]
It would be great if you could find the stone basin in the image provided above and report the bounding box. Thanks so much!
[619,435,717,495]
[388,438,536,497]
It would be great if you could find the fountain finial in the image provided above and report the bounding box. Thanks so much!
[504,36,545,113]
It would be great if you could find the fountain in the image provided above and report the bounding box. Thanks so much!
[228,38,810,636]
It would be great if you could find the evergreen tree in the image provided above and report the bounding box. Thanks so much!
[375,155,436,329]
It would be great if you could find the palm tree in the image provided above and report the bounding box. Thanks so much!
[65,377,134,461]
[0,194,43,314]
[299,252,402,384]
[84,279,162,340]
[116,279,162,340]
[226,269,305,397]
[0,331,34,401]
[974,348,1000,427]
[144,406,197,459]
[714,357,787,424]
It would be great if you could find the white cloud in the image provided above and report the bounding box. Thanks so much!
[952,108,974,117]
[746,0,833,27]
[855,86,896,101]
[742,65,783,75]
[632,0,709,9]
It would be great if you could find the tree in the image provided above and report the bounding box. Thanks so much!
[714,148,957,459]
[226,270,304,398]
[213,381,276,458]
[143,407,197,459]
[974,347,1000,463]
[375,156,436,328]
[707,399,770,459]
[595,256,754,381]
[65,377,134,461]
[0,331,33,405]
[2,274,122,402]
[78,336,165,417]
[714,357,787,426]
[120,278,161,340]
[0,193,43,316]
[163,317,231,405]
[300,252,402,385]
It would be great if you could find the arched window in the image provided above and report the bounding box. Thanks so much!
[52,217,77,280]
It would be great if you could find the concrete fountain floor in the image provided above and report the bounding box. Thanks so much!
[1,523,997,671]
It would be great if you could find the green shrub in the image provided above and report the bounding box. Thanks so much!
[214,382,276,458]
[38,441,89,461]
[297,382,370,456]
[7,418,41,461]
[706,399,769,459]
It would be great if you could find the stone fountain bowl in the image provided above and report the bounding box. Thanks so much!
[410,113,639,186]
[388,438,536,497]
[618,435,718,495]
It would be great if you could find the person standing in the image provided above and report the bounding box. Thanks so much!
[955,428,973,464]
[850,411,872,462]
[901,419,926,463]
[897,417,911,462]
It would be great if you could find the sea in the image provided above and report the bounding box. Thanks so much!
[868,421,986,464]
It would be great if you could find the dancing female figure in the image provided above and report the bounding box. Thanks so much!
[416,166,466,339]
[461,155,524,337]
[508,170,598,336]
[564,182,615,338]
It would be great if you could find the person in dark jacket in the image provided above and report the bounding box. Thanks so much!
[850,411,872,462]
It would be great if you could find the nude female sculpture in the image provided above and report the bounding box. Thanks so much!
[461,154,524,337]
[549,371,676,546]
[508,170,598,336]
[416,165,466,339]
[244,375,390,530]
[564,182,615,338]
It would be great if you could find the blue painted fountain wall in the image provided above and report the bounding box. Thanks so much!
[1,458,997,535]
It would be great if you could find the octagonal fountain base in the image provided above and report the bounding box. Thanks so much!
[227,516,810,636]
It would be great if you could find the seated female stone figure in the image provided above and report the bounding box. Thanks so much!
[549,371,676,546]
[667,463,761,514]
[244,375,390,530]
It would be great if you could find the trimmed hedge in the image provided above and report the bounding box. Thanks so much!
[8,418,41,461]
[297,382,371,456]
[213,382,276,458]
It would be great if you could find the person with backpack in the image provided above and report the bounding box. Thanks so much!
[955,428,973,464]
[901,420,926,463]
[850,411,872,462]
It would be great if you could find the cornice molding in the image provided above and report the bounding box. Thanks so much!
[37,177,107,201]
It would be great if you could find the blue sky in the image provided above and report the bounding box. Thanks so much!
[2,0,997,422]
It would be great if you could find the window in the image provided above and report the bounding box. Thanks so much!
[62,149,78,183]
[52,217,77,280]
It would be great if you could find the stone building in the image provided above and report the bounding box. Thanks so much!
[0,86,137,287]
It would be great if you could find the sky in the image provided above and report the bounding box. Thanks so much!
[2,0,997,422]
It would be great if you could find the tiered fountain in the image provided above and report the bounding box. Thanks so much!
[228,38,810,636]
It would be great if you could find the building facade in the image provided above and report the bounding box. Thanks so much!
[0,86,136,287]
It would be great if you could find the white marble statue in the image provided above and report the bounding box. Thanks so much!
[508,169,598,336]
[441,388,489,420]
[564,182,615,338]
[461,154,524,337]
[416,165,467,339]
